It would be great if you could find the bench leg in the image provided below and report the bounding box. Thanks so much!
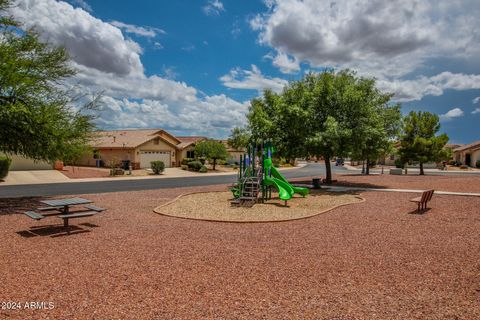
[417,203,420,213]
[63,218,70,234]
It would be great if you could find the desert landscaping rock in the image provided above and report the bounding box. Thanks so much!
[155,190,364,222]
[1,180,479,319]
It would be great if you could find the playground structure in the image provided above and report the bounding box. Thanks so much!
[231,141,309,207]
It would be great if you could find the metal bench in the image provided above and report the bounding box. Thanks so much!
[37,206,62,211]
[390,168,403,175]
[84,204,105,212]
[410,189,434,212]
[23,211,45,220]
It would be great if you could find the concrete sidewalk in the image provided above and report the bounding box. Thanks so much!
[324,185,480,197]
[3,170,70,185]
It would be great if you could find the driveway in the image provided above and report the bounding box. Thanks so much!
[2,170,70,185]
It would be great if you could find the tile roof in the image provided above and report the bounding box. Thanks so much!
[92,129,165,148]
[453,140,480,152]
[175,136,207,149]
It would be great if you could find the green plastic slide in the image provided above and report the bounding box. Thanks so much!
[270,166,310,197]
[263,176,294,200]
[263,158,310,200]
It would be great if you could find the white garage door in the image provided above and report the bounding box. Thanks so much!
[139,151,171,168]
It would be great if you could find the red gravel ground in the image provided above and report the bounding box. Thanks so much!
[296,173,480,193]
[0,178,479,319]
[60,166,110,179]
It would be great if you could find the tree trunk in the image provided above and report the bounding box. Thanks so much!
[366,158,370,175]
[419,162,424,175]
[213,158,216,171]
[324,156,332,184]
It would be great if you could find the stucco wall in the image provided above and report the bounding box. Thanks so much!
[1,154,52,171]
[454,149,480,167]
[471,150,480,167]
[79,149,135,167]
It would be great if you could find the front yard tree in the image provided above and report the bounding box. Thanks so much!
[194,140,228,170]
[228,127,250,150]
[0,0,96,163]
[246,70,400,183]
[398,111,449,175]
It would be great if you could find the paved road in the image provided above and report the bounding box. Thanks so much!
[0,163,344,198]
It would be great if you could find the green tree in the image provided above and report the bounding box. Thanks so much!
[227,127,250,150]
[194,140,228,170]
[349,87,402,175]
[246,70,400,183]
[398,111,449,175]
[0,0,96,163]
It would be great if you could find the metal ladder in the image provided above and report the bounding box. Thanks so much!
[231,177,260,207]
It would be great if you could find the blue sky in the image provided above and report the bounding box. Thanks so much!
[9,0,480,143]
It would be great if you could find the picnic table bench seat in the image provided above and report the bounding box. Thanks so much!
[58,211,98,232]
[23,211,45,220]
[37,206,62,211]
[84,204,105,212]
[410,189,434,212]
[57,211,98,220]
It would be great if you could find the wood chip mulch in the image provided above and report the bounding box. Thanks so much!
[155,190,363,222]
[0,182,479,319]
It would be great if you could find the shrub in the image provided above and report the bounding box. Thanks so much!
[476,160,480,168]
[181,158,194,165]
[217,159,227,165]
[187,160,202,171]
[394,159,404,168]
[181,165,188,170]
[150,161,165,174]
[0,156,12,180]
[460,164,468,169]
[198,157,206,165]
[199,165,208,173]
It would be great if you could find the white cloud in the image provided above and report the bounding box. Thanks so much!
[10,0,248,137]
[265,51,300,74]
[473,97,480,104]
[11,0,144,76]
[472,108,480,114]
[202,0,225,16]
[220,65,288,93]
[377,72,480,102]
[251,0,480,100]
[110,20,166,38]
[439,108,464,121]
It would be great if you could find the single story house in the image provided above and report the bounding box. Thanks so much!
[79,129,206,169]
[219,140,245,164]
[453,141,480,167]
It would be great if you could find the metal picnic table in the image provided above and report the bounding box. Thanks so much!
[23,197,105,233]
[39,197,93,215]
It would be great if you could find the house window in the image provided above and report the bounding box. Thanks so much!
[186,150,195,158]
[390,155,395,160]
